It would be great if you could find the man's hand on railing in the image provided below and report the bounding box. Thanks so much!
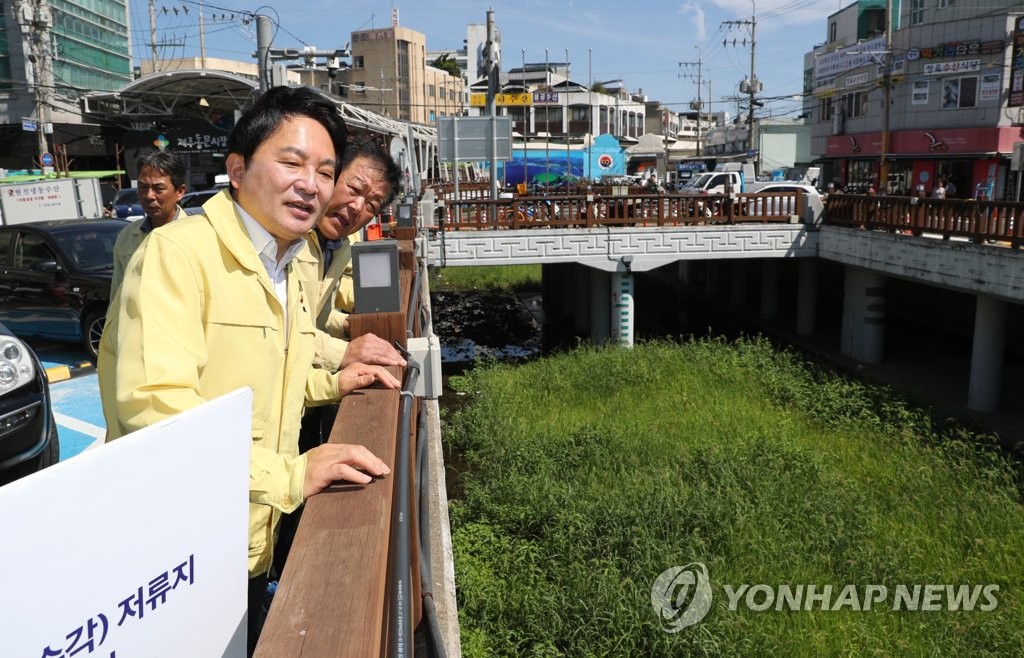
[337,362,401,397]
[341,333,408,369]
[303,442,392,497]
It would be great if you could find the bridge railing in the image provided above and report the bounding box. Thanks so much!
[823,193,1023,247]
[437,190,804,230]
[256,240,449,657]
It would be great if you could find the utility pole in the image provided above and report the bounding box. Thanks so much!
[199,0,207,69]
[679,51,703,156]
[485,9,500,199]
[723,1,759,157]
[879,0,893,192]
[149,0,159,72]
[18,0,53,159]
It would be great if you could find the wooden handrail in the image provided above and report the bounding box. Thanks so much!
[256,242,424,657]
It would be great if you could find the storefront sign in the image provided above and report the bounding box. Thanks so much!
[1010,17,1024,107]
[845,72,869,87]
[980,72,1002,102]
[813,36,885,81]
[906,40,1004,61]
[532,91,559,104]
[922,59,980,76]
[825,126,1019,157]
[912,80,930,105]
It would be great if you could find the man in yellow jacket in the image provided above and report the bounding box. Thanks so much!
[97,86,400,653]
[307,135,406,371]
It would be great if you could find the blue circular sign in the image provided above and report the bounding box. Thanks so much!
[40,152,54,166]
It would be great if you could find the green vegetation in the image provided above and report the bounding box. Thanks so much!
[430,53,462,78]
[430,264,541,292]
[445,338,1024,657]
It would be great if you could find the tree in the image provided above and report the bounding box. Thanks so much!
[430,54,462,79]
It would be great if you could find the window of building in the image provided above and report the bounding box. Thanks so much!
[429,110,436,123]
[353,55,364,69]
[942,76,977,109]
[354,81,366,95]
[829,22,837,43]
[448,89,455,100]
[938,0,955,7]
[819,97,834,123]
[910,0,925,25]
[428,84,435,97]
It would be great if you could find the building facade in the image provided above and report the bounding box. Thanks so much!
[807,0,1023,199]
[0,0,131,167]
[337,24,465,126]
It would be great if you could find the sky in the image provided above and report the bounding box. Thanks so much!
[130,0,850,120]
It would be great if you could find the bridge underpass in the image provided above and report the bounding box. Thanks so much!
[426,221,1024,424]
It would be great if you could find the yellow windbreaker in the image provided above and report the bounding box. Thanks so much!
[98,190,341,576]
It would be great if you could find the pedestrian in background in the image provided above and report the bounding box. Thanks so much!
[110,151,187,295]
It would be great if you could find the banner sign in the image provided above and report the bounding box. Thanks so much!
[0,389,253,658]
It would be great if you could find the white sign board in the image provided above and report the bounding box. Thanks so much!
[0,177,105,224]
[0,388,253,658]
[437,116,513,162]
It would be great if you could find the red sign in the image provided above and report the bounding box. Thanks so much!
[825,126,1019,157]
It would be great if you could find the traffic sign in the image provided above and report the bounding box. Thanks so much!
[40,152,54,167]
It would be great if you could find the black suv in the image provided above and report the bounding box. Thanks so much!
[0,219,127,360]
[0,321,58,486]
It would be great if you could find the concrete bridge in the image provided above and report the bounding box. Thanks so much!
[425,190,1024,414]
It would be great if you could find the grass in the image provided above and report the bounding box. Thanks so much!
[444,337,1024,657]
[429,264,542,292]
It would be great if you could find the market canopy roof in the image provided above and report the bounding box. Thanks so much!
[80,70,435,143]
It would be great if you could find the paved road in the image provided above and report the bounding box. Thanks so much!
[28,340,104,461]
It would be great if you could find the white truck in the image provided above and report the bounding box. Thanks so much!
[0,177,105,225]
[677,162,771,195]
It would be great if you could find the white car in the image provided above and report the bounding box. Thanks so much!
[743,183,824,222]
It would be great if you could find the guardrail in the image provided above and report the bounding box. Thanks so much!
[824,193,1023,247]
[438,190,804,230]
[255,239,446,657]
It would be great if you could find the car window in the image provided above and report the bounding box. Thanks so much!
[116,189,139,205]
[14,233,56,270]
[53,229,119,271]
[0,231,14,268]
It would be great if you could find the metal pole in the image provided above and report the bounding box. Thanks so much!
[695,49,703,157]
[486,9,498,201]
[545,48,550,186]
[452,117,460,224]
[748,1,757,152]
[565,48,570,197]
[522,48,528,186]
[256,15,273,92]
[588,48,592,181]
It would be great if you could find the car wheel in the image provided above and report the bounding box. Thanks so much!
[0,422,59,486]
[38,421,59,468]
[82,310,105,361]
